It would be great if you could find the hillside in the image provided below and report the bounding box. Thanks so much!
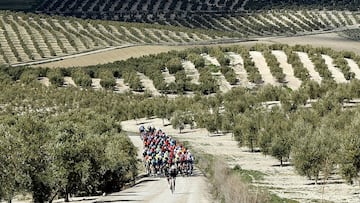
[0,0,42,11]
[2,1,360,203]
[342,28,360,41]
[5,44,360,96]
[2,0,359,13]
[0,11,237,66]
[0,10,359,66]
[3,44,360,203]
[34,0,360,29]
[35,0,360,16]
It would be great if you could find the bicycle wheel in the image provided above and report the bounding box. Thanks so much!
[171,178,175,194]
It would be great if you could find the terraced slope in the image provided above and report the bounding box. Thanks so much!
[342,28,360,41]
[1,9,359,66]
[0,11,234,65]
[170,11,360,37]
[34,0,360,36]
[0,0,43,11]
[26,45,360,95]
[36,0,360,17]
[57,10,360,38]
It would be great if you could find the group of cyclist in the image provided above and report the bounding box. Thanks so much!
[139,125,195,181]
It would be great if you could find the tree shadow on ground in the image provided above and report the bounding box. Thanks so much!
[271,163,293,167]
[305,180,345,185]
[96,200,142,202]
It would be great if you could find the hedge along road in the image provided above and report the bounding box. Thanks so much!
[94,132,213,203]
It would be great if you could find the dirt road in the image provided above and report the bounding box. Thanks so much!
[96,175,211,203]
[120,118,360,203]
[94,134,213,203]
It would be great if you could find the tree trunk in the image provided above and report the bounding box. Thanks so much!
[7,195,12,203]
[280,158,283,167]
[65,188,69,202]
[49,189,60,203]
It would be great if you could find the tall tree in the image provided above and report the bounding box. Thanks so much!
[0,123,27,203]
[235,110,262,152]
[339,112,360,184]
[292,125,338,184]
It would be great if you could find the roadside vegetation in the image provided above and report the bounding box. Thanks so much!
[2,45,360,202]
[171,141,296,202]
[0,80,139,202]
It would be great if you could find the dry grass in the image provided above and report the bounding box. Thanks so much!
[195,151,269,203]
[266,32,360,55]
[33,45,191,68]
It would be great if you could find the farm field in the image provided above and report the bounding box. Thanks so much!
[26,44,360,96]
[267,32,360,54]
[0,11,234,66]
[0,10,359,66]
[3,1,360,203]
[35,0,360,23]
[33,33,360,68]
[33,45,192,68]
[342,28,360,41]
[0,0,42,11]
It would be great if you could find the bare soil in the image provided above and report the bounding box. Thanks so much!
[272,50,302,89]
[31,33,360,69]
[345,58,360,80]
[33,45,191,68]
[182,60,200,84]
[137,72,161,96]
[321,54,348,83]
[249,51,279,86]
[296,52,322,83]
[264,33,360,54]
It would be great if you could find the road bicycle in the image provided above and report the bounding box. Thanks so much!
[169,176,176,194]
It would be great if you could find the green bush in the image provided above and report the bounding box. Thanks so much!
[166,57,183,74]
[99,70,116,90]
[47,69,64,86]
[71,69,92,87]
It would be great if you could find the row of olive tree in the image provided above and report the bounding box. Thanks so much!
[3,60,360,197]
[0,110,137,202]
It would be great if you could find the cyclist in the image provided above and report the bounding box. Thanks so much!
[186,150,194,175]
[168,163,177,192]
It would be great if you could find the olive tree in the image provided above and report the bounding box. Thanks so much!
[339,112,360,184]
[292,125,339,184]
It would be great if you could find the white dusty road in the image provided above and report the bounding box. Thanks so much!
[94,134,213,203]
[96,175,211,203]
